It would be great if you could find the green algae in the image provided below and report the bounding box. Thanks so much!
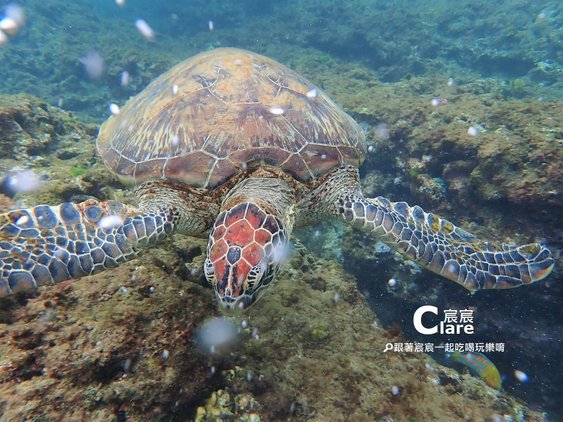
[70,166,88,177]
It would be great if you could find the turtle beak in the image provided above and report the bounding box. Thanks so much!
[205,255,276,310]
[216,290,260,310]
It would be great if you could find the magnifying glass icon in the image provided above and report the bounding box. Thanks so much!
[383,343,393,353]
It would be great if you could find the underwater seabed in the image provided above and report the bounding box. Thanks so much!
[0,231,550,421]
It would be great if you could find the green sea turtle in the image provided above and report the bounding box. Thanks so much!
[0,48,555,308]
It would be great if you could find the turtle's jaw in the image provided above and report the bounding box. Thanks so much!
[206,256,279,309]
[215,290,260,310]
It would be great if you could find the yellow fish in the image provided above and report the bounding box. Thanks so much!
[450,352,502,389]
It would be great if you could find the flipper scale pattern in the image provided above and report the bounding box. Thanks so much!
[0,200,176,296]
[338,194,555,291]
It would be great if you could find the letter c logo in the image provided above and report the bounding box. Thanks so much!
[413,305,438,335]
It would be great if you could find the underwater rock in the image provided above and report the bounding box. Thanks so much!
[0,94,95,161]
[0,94,124,209]
[0,239,546,421]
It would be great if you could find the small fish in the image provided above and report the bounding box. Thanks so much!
[449,352,502,389]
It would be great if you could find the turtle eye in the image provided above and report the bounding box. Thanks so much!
[204,258,215,283]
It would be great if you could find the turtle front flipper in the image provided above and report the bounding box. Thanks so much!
[338,194,554,291]
[0,200,178,296]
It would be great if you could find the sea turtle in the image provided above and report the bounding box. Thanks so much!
[0,48,555,308]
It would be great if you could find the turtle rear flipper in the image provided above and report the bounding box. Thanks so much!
[339,194,555,291]
[0,200,176,296]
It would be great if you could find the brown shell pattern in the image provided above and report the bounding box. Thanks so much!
[97,48,366,188]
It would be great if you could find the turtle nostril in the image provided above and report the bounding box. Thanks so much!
[226,246,242,264]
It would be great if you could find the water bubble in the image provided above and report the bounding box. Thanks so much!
[391,385,400,395]
[135,19,154,40]
[208,20,214,31]
[122,358,132,372]
[97,215,124,230]
[119,286,127,294]
[514,369,528,382]
[270,241,291,265]
[306,88,317,98]
[109,103,120,115]
[120,71,130,86]
[115,0,125,6]
[0,17,17,34]
[196,317,238,354]
[80,51,104,79]
[0,3,24,36]
[162,349,169,360]
[241,320,248,329]
[374,123,390,141]
[431,98,448,107]
[467,126,479,137]
[269,106,285,115]
[15,214,29,226]
[5,3,24,25]
[172,84,179,95]
[388,278,397,287]
[447,78,455,87]
[252,329,260,341]
[367,145,375,153]
[6,169,42,194]
[57,98,64,107]
[333,293,341,303]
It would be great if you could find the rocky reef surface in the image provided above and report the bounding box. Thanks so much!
[0,211,546,421]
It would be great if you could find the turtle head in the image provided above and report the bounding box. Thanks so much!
[204,202,289,309]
